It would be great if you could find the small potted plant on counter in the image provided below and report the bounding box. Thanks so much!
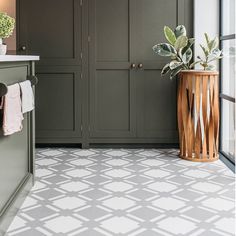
[0,12,15,55]
[153,25,223,162]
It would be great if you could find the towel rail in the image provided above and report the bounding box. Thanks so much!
[0,75,38,97]
[27,75,38,86]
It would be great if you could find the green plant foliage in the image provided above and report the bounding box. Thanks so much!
[191,33,223,70]
[153,27,223,79]
[152,43,177,57]
[0,12,15,39]
[161,63,170,75]
[174,25,187,38]
[164,26,176,45]
[181,48,192,64]
[153,25,193,79]
[170,66,183,79]
[169,60,183,70]
[181,38,195,55]
[174,35,188,50]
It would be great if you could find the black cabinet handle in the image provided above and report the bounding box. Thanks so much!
[20,46,27,51]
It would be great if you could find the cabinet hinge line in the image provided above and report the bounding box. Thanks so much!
[80,73,83,79]
[81,125,83,132]
[80,52,83,59]
[80,0,83,6]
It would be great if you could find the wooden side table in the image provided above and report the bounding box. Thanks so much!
[178,70,219,162]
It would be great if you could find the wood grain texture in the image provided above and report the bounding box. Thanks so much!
[178,71,219,162]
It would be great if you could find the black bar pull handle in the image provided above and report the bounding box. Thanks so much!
[0,83,8,97]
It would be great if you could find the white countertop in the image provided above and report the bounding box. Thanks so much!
[0,55,40,62]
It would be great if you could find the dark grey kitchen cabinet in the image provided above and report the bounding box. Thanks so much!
[88,0,193,143]
[17,0,84,144]
[0,58,38,235]
[17,0,82,66]
[89,0,136,138]
[17,0,193,146]
[134,0,193,142]
[35,66,82,141]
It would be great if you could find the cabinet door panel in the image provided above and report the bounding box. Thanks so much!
[90,70,135,137]
[137,70,178,141]
[135,0,177,64]
[18,0,82,66]
[35,67,82,139]
[96,0,129,62]
[134,0,192,142]
[89,0,136,138]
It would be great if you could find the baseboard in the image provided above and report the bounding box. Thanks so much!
[0,174,33,236]
[36,143,82,148]
[36,143,179,149]
[89,143,179,149]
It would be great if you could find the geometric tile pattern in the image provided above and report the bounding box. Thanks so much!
[6,148,235,236]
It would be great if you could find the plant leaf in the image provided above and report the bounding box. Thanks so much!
[164,26,176,45]
[182,48,192,64]
[170,66,183,79]
[181,38,195,55]
[169,60,183,70]
[188,38,195,48]
[161,63,170,75]
[208,37,219,51]
[174,35,188,50]
[204,33,210,46]
[200,44,209,57]
[174,25,187,38]
[179,38,195,59]
[211,48,222,57]
[153,43,177,56]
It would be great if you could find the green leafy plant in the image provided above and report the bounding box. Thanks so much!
[191,33,223,70]
[0,12,15,41]
[153,26,223,79]
[153,25,195,79]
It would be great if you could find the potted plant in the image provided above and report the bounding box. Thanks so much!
[153,25,223,162]
[0,12,15,55]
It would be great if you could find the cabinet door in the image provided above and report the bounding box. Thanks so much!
[135,0,192,142]
[89,0,136,138]
[17,0,82,66]
[35,67,82,141]
[17,0,83,142]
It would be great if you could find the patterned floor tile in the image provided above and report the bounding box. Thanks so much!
[5,148,235,236]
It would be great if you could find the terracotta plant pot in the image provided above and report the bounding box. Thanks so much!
[177,70,219,162]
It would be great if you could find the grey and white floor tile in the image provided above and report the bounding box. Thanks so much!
[6,149,235,236]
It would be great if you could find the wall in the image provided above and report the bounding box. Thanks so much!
[0,0,16,51]
[194,0,219,69]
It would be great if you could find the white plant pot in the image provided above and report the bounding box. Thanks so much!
[0,44,7,55]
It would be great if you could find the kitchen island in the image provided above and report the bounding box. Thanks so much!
[0,55,39,235]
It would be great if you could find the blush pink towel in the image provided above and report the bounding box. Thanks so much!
[2,84,24,136]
